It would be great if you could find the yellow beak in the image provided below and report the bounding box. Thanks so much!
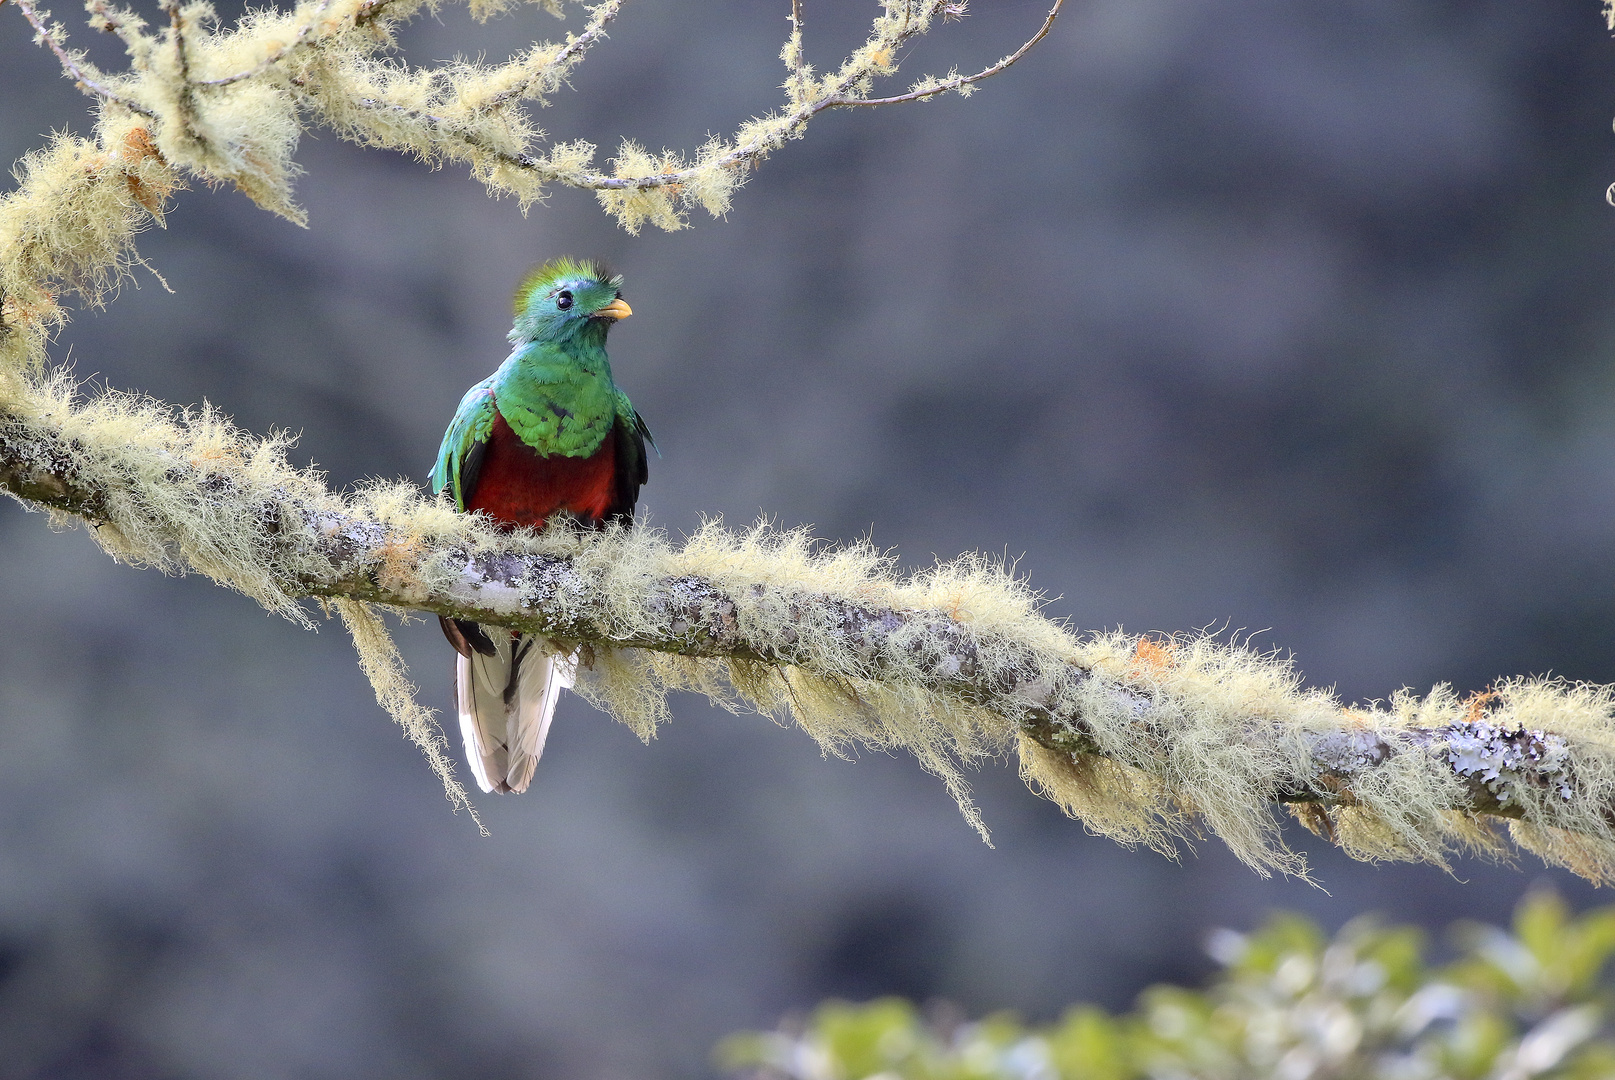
[592,298,632,321]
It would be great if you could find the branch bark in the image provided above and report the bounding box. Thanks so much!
[0,404,1590,838]
[12,0,1065,209]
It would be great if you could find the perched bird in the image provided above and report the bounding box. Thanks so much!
[430,258,651,793]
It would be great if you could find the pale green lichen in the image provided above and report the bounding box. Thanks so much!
[10,0,1027,229]
[0,116,176,354]
[1020,639,1615,882]
[337,598,482,830]
[8,375,1615,875]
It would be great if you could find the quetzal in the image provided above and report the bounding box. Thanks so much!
[430,258,651,794]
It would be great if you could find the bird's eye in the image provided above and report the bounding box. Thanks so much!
[556,290,574,310]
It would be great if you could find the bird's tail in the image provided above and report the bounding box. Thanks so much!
[450,625,576,794]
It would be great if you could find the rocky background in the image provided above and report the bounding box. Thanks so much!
[4,0,1615,1076]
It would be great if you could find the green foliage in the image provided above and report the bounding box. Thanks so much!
[717,893,1615,1080]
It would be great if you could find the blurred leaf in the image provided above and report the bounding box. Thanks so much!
[817,999,924,1080]
[1045,1007,1133,1080]
[720,894,1615,1080]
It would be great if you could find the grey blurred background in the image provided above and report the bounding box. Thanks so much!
[5,0,1615,1075]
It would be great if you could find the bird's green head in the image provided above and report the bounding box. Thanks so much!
[509,257,631,346]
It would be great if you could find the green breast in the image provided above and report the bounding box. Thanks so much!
[492,342,619,458]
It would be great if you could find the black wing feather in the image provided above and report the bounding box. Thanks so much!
[458,439,488,511]
[605,411,650,525]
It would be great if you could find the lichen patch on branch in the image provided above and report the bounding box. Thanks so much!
[8,0,1061,229]
[1,114,177,372]
[7,389,1615,879]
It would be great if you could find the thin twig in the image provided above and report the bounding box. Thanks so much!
[341,0,1023,192]
[161,0,208,144]
[11,0,155,115]
[514,0,1058,190]
[164,0,192,83]
[786,0,809,105]
[825,0,1060,107]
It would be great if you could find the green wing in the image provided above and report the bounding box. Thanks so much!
[430,379,498,511]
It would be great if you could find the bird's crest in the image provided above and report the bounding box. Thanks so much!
[513,257,623,315]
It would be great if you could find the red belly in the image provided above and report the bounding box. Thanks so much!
[466,409,617,530]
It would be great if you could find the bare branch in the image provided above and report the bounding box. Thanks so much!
[826,0,1060,108]
[11,0,155,116]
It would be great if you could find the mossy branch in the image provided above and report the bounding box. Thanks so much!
[7,0,1063,232]
[6,391,1615,882]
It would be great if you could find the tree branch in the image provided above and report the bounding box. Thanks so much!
[573,0,1068,191]
[161,0,206,144]
[12,0,155,116]
[9,0,1068,232]
[4,398,1614,878]
[824,0,1059,108]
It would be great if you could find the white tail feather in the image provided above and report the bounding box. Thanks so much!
[454,631,574,794]
[455,651,496,793]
